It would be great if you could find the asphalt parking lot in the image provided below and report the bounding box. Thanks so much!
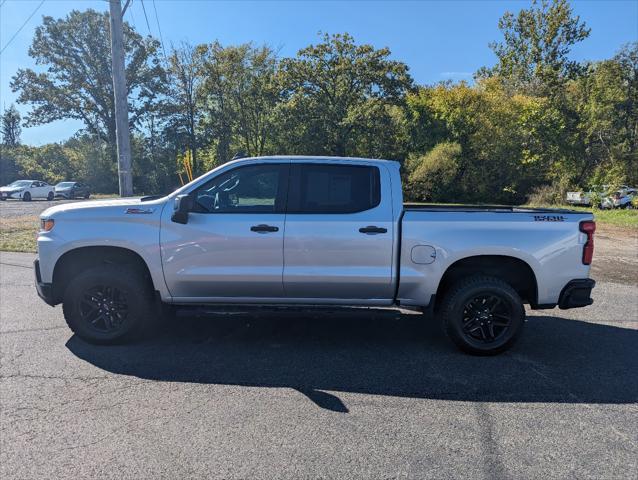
[1,239,637,478]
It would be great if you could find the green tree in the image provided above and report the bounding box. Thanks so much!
[407,142,461,201]
[569,42,638,187]
[197,42,279,163]
[479,0,590,95]
[405,78,565,203]
[1,105,22,146]
[11,9,165,159]
[166,42,204,175]
[276,33,413,157]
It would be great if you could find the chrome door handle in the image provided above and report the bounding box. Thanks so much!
[359,226,387,234]
[250,224,279,233]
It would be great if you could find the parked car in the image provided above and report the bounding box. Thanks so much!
[600,187,636,209]
[0,180,54,201]
[565,185,610,206]
[34,156,596,355]
[54,181,91,199]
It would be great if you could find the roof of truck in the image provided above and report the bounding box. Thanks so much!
[233,155,399,165]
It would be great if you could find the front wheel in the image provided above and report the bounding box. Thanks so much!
[440,276,525,355]
[22,192,31,202]
[62,265,155,344]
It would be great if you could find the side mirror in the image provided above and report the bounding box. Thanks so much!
[171,194,194,224]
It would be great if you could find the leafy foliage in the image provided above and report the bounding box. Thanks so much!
[10,9,164,155]
[1,105,22,146]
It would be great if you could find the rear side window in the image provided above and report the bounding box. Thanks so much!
[289,164,380,214]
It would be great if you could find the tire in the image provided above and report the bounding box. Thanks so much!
[84,192,90,199]
[47,191,54,201]
[440,275,525,355]
[22,192,31,202]
[62,264,155,344]
[69,191,75,199]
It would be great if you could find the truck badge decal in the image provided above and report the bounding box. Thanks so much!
[533,215,565,222]
[125,207,155,214]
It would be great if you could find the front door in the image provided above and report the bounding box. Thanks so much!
[283,163,395,302]
[161,163,289,300]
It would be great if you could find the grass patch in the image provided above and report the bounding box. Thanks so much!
[0,216,38,253]
[588,208,638,229]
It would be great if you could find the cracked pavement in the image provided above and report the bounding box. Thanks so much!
[1,244,637,479]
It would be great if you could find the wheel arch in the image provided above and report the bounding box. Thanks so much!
[52,246,155,304]
[435,254,538,307]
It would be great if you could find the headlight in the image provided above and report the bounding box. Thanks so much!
[40,219,55,232]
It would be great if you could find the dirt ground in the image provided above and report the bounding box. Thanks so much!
[592,225,638,286]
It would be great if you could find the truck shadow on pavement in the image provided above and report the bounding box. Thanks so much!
[66,308,638,412]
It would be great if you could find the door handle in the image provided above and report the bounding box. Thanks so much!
[250,224,279,233]
[359,226,387,234]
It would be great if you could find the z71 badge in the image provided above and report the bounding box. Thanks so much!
[533,215,566,222]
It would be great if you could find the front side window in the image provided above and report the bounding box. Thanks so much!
[193,164,288,213]
[289,164,381,214]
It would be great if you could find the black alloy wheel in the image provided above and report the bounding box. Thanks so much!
[62,264,154,344]
[440,275,525,355]
[78,285,129,334]
[461,294,512,343]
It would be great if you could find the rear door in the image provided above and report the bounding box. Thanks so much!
[31,181,45,198]
[283,162,395,302]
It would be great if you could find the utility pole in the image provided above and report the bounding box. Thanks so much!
[108,0,134,196]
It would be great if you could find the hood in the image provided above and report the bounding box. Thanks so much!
[0,186,24,192]
[41,197,165,218]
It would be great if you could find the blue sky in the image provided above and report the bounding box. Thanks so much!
[1,0,637,145]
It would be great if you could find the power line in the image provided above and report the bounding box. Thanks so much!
[139,0,152,37]
[0,0,45,55]
[127,0,138,31]
[151,0,167,62]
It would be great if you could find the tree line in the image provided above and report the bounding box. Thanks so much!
[1,0,636,204]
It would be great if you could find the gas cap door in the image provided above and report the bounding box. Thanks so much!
[411,245,437,265]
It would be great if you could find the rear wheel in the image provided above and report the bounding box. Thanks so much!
[84,192,90,199]
[440,276,525,355]
[22,192,31,202]
[47,191,54,201]
[62,265,155,344]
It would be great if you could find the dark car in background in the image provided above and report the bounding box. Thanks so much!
[54,182,91,199]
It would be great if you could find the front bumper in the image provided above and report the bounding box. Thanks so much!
[34,259,55,306]
[558,279,595,309]
[0,191,22,199]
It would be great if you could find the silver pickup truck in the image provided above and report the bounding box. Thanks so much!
[35,156,596,354]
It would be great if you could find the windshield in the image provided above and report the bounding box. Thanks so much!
[7,180,31,188]
[56,182,75,187]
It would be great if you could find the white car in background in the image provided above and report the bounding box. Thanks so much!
[0,180,55,201]
[600,187,636,209]
[565,185,611,206]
